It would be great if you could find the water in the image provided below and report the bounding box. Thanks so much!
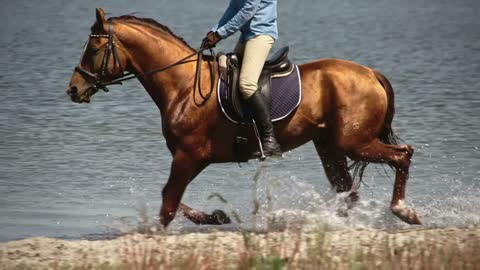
[1,0,479,242]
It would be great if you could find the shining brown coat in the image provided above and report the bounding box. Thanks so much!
[67,9,421,227]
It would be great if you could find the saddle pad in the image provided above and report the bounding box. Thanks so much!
[217,65,302,123]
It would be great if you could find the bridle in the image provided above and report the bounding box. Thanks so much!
[74,19,216,102]
[74,20,125,93]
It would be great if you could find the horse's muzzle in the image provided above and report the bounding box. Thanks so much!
[67,86,77,96]
[67,86,89,103]
[67,86,80,102]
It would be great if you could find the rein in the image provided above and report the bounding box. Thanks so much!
[75,20,216,103]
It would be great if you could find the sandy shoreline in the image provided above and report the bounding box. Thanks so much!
[1,226,479,269]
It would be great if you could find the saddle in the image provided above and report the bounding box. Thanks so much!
[222,46,296,122]
[217,46,302,162]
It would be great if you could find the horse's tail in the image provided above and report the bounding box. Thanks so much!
[373,70,401,145]
[349,70,401,185]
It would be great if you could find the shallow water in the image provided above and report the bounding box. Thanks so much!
[0,0,479,242]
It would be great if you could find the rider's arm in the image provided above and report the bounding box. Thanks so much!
[214,0,262,39]
[213,0,237,33]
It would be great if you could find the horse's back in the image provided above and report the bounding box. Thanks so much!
[299,58,378,81]
[299,58,388,107]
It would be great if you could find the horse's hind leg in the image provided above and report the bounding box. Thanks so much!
[347,139,421,224]
[313,139,358,213]
[313,138,359,203]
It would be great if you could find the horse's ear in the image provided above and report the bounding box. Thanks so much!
[95,8,107,28]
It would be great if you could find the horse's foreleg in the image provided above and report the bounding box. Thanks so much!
[348,139,421,224]
[159,151,206,228]
[159,151,231,227]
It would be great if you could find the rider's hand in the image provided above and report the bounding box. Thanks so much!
[201,31,221,49]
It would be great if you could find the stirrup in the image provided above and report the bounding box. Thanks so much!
[252,119,267,161]
[251,119,282,161]
[261,137,282,157]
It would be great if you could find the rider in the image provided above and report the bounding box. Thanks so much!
[202,0,282,158]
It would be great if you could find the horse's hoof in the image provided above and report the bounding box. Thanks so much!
[348,191,359,202]
[337,208,348,217]
[211,209,231,225]
[391,202,422,225]
[345,192,359,209]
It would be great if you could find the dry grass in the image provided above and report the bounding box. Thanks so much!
[6,226,466,270]
[1,224,479,269]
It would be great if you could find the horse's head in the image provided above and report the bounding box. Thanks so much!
[67,8,128,103]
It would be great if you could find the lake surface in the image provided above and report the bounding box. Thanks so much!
[0,0,479,242]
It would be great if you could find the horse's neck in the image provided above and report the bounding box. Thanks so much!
[117,22,195,111]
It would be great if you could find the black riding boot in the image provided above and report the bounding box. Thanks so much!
[246,91,282,157]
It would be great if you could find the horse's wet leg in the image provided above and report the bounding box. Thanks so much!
[313,138,354,193]
[314,139,358,213]
[178,203,231,225]
[389,145,421,224]
[348,139,421,224]
[159,178,188,228]
[159,152,206,228]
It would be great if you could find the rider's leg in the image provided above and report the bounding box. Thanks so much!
[239,35,281,157]
[238,35,274,99]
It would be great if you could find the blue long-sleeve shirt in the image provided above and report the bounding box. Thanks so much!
[213,0,278,42]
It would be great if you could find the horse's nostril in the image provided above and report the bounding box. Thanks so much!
[68,86,78,97]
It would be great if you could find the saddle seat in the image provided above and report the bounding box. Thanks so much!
[263,46,293,75]
[228,46,293,78]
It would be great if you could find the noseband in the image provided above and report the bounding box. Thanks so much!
[74,19,216,103]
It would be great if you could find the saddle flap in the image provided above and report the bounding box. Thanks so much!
[219,47,298,123]
[218,65,301,124]
[227,54,244,119]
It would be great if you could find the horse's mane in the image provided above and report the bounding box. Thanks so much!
[94,15,195,51]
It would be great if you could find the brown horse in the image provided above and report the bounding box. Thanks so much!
[67,8,421,227]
